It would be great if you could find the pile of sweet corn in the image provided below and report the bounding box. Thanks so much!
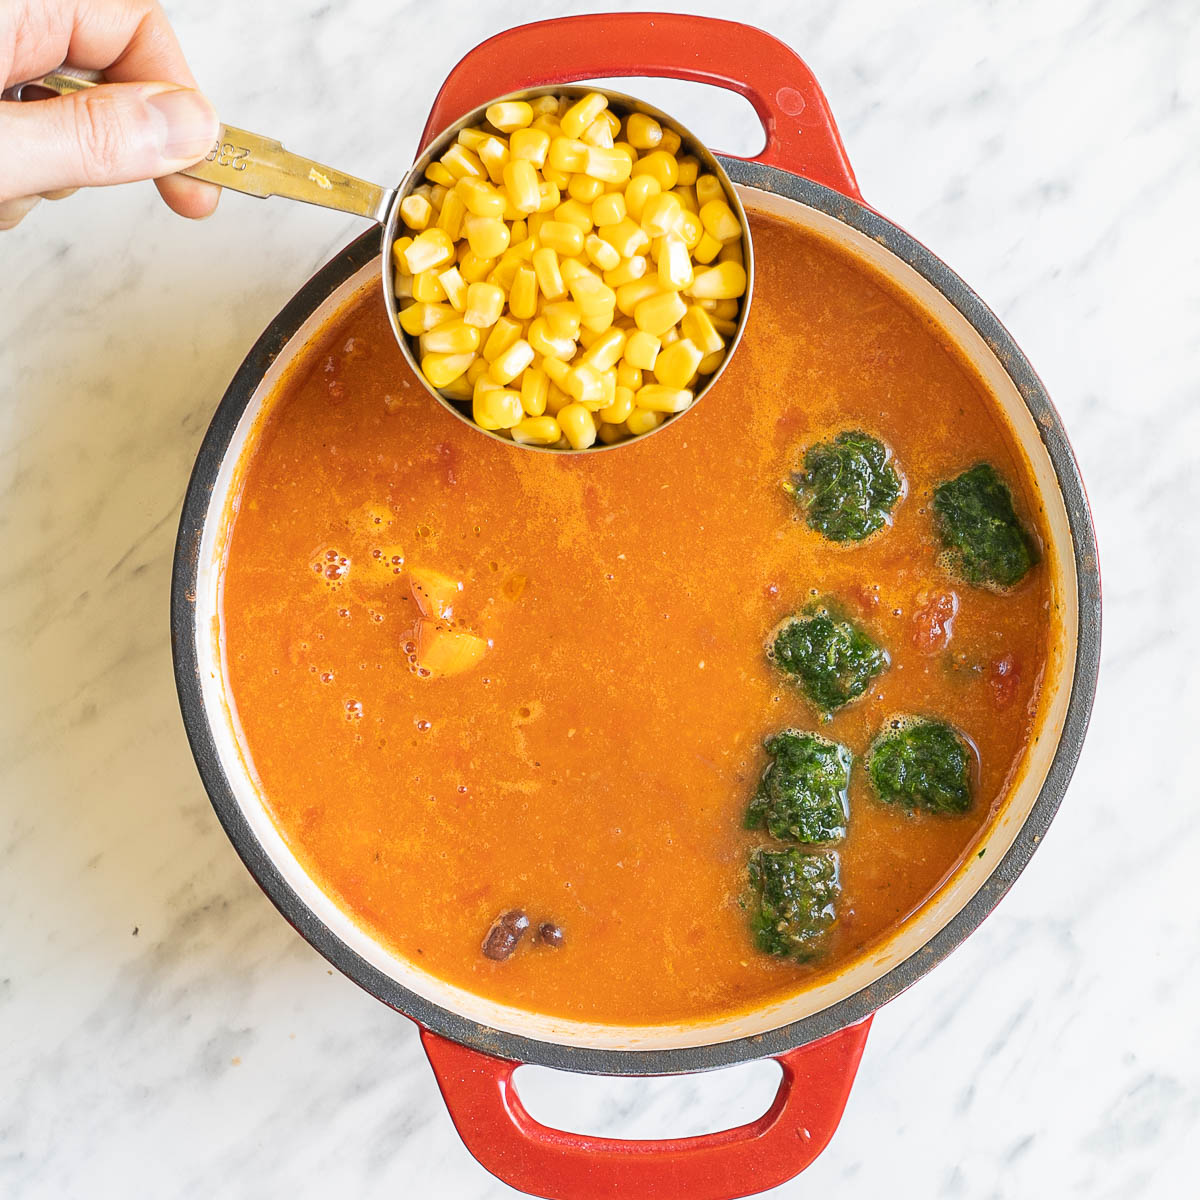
[391,91,748,450]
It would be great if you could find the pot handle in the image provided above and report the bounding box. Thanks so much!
[418,13,860,200]
[420,1016,871,1200]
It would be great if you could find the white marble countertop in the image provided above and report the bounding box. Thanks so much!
[2,1,1197,1196]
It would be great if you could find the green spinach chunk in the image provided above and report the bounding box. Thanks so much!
[791,430,902,542]
[746,730,851,844]
[768,604,889,715]
[933,463,1037,588]
[867,719,973,814]
[746,848,840,961]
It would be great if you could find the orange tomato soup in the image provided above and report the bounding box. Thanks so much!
[221,213,1053,1025]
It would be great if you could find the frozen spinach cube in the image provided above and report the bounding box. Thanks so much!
[791,430,902,543]
[746,847,840,961]
[933,463,1037,589]
[746,730,851,844]
[867,718,973,814]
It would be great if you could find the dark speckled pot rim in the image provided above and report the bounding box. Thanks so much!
[170,158,1102,1077]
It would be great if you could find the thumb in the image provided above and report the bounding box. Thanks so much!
[0,82,218,202]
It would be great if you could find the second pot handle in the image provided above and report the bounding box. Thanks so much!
[421,1016,872,1200]
[419,13,860,199]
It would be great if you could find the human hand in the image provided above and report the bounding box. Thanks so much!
[0,0,219,229]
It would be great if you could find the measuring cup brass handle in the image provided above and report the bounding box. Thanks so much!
[8,71,394,223]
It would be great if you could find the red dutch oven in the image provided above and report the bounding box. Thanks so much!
[172,14,1102,1199]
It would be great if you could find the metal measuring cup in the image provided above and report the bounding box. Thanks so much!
[9,72,753,453]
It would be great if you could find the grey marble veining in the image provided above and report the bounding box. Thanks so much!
[2,0,1197,1196]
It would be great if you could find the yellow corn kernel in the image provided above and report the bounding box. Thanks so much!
[593,192,627,227]
[568,270,616,311]
[600,110,621,137]
[599,218,650,259]
[501,160,540,215]
[676,209,703,250]
[597,421,627,444]
[541,162,568,188]
[421,351,476,389]
[564,363,605,406]
[398,301,452,336]
[657,234,694,290]
[509,218,528,244]
[485,100,533,132]
[640,192,683,237]
[466,358,489,387]
[580,118,614,149]
[423,319,481,355]
[636,383,693,413]
[427,184,449,210]
[584,146,633,184]
[455,177,505,218]
[599,384,635,425]
[561,92,608,139]
[511,415,562,445]
[584,234,621,272]
[438,266,467,312]
[436,190,467,240]
[596,366,617,410]
[391,236,413,273]
[615,277,664,316]
[718,240,744,266]
[708,298,741,319]
[577,324,602,350]
[463,281,505,328]
[506,266,537,320]
[653,338,703,389]
[616,361,642,391]
[459,250,495,284]
[580,307,615,333]
[539,220,585,257]
[531,94,560,117]
[693,231,722,264]
[509,127,551,167]
[567,172,605,203]
[483,317,522,362]
[675,184,698,214]
[412,269,448,304]
[457,127,490,153]
[700,199,741,243]
[696,348,723,375]
[541,301,581,339]
[662,325,680,345]
[625,112,663,150]
[544,381,571,416]
[582,327,626,371]
[659,127,681,155]
[394,272,413,301]
[548,137,589,172]
[530,246,567,301]
[675,155,700,186]
[541,356,571,387]
[687,261,747,300]
[625,174,661,221]
[442,144,485,180]
[631,150,679,190]
[558,402,598,450]
[464,215,511,260]
[555,199,594,235]
[473,387,523,431]
[695,173,724,208]
[532,182,558,214]
[623,328,661,370]
[626,408,663,436]
[612,141,637,166]
[681,305,724,356]
[425,160,455,187]
[603,255,647,287]
[710,316,738,337]
[477,136,510,185]
[440,375,473,402]
[489,338,535,386]
[403,228,456,274]
[400,193,432,230]
[634,289,687,336]
[528,317,577,361]
[520,367,549,416]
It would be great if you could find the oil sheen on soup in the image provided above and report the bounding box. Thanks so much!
[221,213,1054,1025]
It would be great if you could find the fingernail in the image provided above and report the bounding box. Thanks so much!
[145,89,218,162]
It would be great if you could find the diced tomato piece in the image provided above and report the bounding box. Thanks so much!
[912,590,959,653]
[989,653,1020,708]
